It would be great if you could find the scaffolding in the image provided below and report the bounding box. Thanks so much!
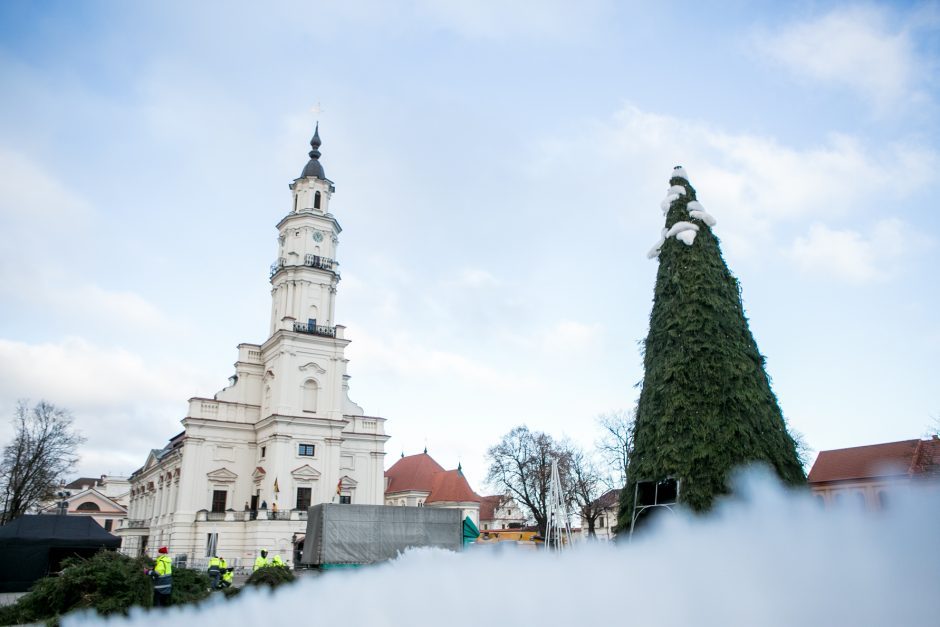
[544,459,572,550]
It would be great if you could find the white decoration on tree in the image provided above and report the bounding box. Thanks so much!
[666,221,699,239]
[661,193,680,214]
[648,168,713,259]
[689,210,716,226]
[647,228,668,259]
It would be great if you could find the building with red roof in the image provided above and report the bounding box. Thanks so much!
[385,451,482,526]
[808,436,940,511]
[478,494,527,531]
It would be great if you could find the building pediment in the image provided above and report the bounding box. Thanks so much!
[339,475,358,489]
[143,450,160,470]
[252,466,267,481]
[207,467,238,483]
[291,464,321,481]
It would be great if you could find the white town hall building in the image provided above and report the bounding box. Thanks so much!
[118,127,389,567]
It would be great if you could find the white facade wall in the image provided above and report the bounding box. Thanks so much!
[119,157,388,567]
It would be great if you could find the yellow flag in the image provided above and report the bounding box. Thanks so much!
[273,478,280,494]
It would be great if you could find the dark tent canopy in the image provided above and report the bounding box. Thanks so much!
[0,515,121,592]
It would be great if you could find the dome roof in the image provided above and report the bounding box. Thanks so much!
[300,123,325,179]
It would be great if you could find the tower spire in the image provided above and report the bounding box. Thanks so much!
[300,123,325,179]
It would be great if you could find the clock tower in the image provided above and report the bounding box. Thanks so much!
[121,125,389,563]
[270,124,340,337]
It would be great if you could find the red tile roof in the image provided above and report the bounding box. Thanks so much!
[425,469,482,504]
[479,495,503,521]
[808,439,927,483]
[591,488,621,510]
[913,437,940,477]
[384,453,445,494]
[65,477,101,490]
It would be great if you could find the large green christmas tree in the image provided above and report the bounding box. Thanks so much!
[618,167,805,530]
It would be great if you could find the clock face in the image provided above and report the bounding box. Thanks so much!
[312,231,324,242]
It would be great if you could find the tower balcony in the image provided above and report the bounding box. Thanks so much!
[270,257,287,277]
[304,254,337,272]
[293,321,337,338]
[269,255,339,278]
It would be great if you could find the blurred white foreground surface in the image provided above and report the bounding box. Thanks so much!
[66,471,939,627]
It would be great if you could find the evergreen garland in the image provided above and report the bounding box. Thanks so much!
[618,169,805,530]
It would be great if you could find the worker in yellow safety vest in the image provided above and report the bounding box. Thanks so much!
[253,549,269,571]
[271,554,285,567]
[207,555,223,590]
[220,557,234,588]
[148,546,173,607]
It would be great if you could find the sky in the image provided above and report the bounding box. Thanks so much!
[1,0,938,492]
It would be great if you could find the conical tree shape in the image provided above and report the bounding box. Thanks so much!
[618,167,805,530]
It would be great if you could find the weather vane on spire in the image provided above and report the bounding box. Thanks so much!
[310,101,324,123]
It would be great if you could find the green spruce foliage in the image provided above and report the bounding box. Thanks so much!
[0,551,152,626]
[617,169,805,530]
[169,567,212,605]
[0,552,213,626]
[245,564,295,588]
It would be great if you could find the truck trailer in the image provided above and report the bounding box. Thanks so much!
[300,504,467,569]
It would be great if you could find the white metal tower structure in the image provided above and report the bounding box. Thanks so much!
[544,459,572,550]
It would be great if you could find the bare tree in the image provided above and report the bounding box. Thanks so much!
[924,413,940,439]
[595,409,634,490]
[1,400,85,524]
[567,444,604,538]
[785,417,813,470]
[485,426,572,536]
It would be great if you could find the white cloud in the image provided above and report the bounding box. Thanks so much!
[345,326,539,393]
[0,148,92,240]
[0,336,205,409]
[53,284,171,330]
[538,105,939,260]
[0,337,217,475]
[788,218,932,283]
[755,6,931,112]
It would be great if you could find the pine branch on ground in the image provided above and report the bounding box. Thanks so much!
[245,565,295,588]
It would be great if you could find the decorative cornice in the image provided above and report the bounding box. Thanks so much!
[206,467,238,483]
[291,464,321,480]
[299,361,326,374]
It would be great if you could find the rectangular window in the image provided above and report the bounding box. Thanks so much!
[599,516,605,528]
[339,495,351,504]
[104,519,113,532]
[261,446,266,458]
[298,443,315,457]
[206,533,218,557]
[211,490,227,513]
[296,487,312,511]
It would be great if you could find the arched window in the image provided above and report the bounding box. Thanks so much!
[314,191,321,209]
[76,502,100,512]
[303,380,318,413]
